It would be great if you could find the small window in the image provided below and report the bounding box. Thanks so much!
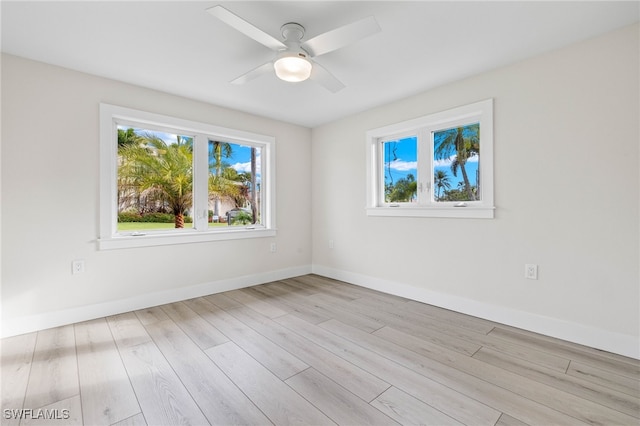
[100,104,276,249]
[208,140,262,228]
[382,135,418,203]
[117,126,195,232]
[366,99,494,218]
[433,123,480,203]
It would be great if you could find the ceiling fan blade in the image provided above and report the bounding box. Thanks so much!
[206,5,286,51]
[302,16,380,57]
[230,61,274,85]
[310,62,346,93]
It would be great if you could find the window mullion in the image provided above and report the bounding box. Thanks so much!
[193,134,209,231]
[417,129,430,205]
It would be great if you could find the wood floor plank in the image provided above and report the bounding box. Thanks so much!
[285,367,399,425]
[300,275,410,306]
[489,326,640,379]
[205,341,336,425]
[473,347,640,418]
[496,323,640,367]
[322,292,482,356]
[2,274,637,426]
[160,301,228,349]
[374,307,570,372]
[183,297,308,380]
[144,319,270,425]
[305,293,387,333]
[285,275,359,301]
[225,288,287,318]
[327,321,586,426]
[110,413,147,426]
[371,386,464,426]
[228,305,391,402]
[246,283,331,324]
[106,312,152,349]
[1,332,36,426]
[203,293,242,310]
[134,306,169,325]
[400,299,496,334]
[567,360,640,398]
[495,413,530,426]
[274,314,502,425]
[74,319,139,425]
[23,325,79,410]
[370,323,637,425]
[118,341,210,426]
[19,395,82,426]
[267,279,317,296]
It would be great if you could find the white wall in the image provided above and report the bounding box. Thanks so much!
[1,54,312,335]
[311,24,639,357]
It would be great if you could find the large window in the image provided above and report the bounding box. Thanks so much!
[366,99,494,218]
[100,104,275,249]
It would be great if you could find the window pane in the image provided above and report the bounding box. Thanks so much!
[383,136,417,203]
[117,126,194,232]
[433,123,480,202]
[208,141,261,228]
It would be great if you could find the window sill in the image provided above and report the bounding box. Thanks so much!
[366,206,495,219]
[98,227,277,250]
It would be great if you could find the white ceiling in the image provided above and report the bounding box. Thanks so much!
[2,1,638,128]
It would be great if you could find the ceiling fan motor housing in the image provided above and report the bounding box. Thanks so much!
[281,23,305,42]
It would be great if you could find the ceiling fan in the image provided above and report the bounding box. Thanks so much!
[206,5,381,92]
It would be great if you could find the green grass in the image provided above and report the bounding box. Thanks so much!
[117,222,229,231]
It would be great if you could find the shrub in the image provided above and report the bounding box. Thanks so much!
[231,210,253,225]
[118,211,142,222]
[118,212,192,223]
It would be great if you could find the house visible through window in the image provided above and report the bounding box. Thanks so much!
[367,99,494,218]
[100,104,275,249]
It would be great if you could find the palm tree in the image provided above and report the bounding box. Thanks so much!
[250,147,258,224]
[388,173,417,202]
[117,128,145,212]
[117,127,142,147]
[119,135,193,228]
[434,123,479,200]
[209,141,233,221]
[433,170,451,200]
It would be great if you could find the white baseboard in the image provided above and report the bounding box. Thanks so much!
[312,265,640,360]
[1,265,311,339]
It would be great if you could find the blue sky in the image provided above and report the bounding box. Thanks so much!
[383,136,479,190]
[219,143,262,180]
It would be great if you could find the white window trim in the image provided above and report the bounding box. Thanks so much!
[99,103,276,250]
[366,99,494,219]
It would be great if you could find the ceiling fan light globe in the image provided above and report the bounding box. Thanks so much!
[274,56,312,82]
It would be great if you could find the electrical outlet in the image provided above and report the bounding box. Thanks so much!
[72,260,85,274]
[270,243,277,253]
[525,264,538,280]
[329,239,334,249]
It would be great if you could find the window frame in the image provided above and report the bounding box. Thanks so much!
[99,103,276,250]
[366,99,494,219]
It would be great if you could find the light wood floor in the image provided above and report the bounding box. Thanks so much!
[2,274,639,425]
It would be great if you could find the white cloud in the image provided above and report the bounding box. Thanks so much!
[388,159,417,171]
[231,161,250,173]
[434,156,454,167]
[231,160,261,175]
[434,154,478,167]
